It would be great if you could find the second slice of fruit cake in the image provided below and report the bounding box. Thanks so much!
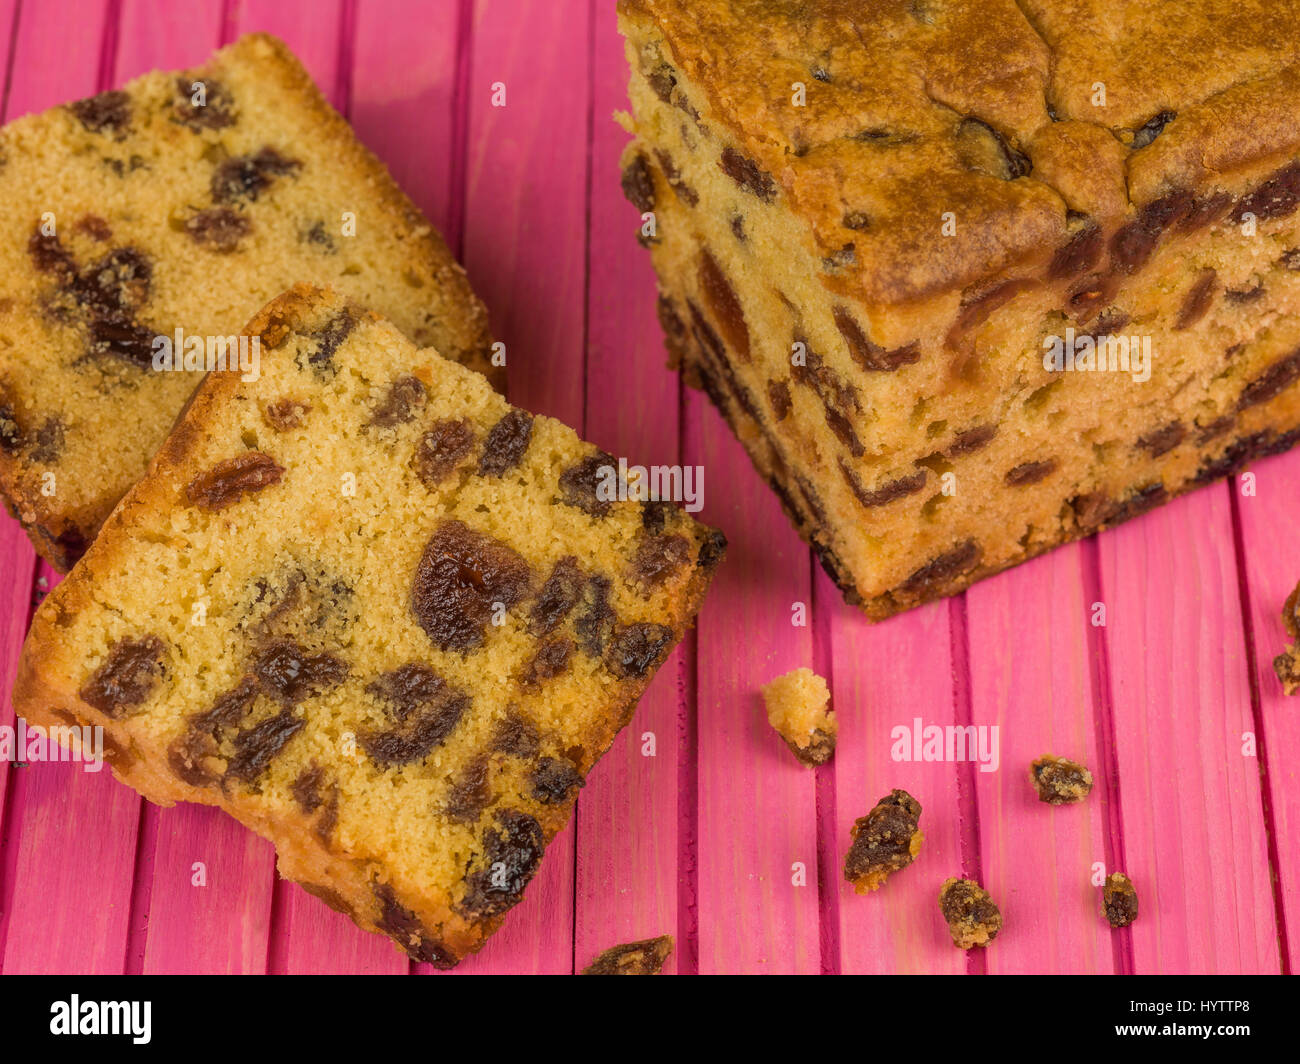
[619,0,1300,618]
[0,32,493,571]
[13,285,724,966]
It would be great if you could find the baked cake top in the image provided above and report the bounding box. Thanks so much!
[17,284,723,962]
[0,33,493,568]
[621,0,1300,304]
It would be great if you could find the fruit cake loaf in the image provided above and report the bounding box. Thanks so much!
[618,0,1300,618]
[0,32,494,572]
[13,285,724,967]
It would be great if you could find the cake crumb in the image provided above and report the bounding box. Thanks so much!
[760,667,836,766]
[1102,872,1139,928]
[1030,753,1093,804]
[939,877,1002,949]
[582,935,673,975]
[844,789,922,892]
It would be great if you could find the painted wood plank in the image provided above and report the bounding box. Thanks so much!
[1228,449,1300,973]
[1098,488,1279,973]
[0,0,141,977]
[571,0,683,975]
[965,546,1119,973]
[829,586,967,974]
[688,394,820,974]
[449,0,596,974]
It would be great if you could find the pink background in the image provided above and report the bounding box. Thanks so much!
[0,0,1294,975]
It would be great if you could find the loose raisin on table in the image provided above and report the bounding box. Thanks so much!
[939,878,1002,949]
[844,789,922,892]
[582,935,673,975]
[1030,754,1093,804]
[185,452,285,511]
[1102,872,1139,928]
[79,635,166,717]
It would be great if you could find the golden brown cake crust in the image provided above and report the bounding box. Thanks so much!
[0,33,495,572]
[621,0,1300,304]
[14,285,724,966]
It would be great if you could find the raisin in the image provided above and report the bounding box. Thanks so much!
[730,215,746,241]
[185,207,251,252]
[718,146,776,201]
[558,451,617,516]
[620,153,656,212]
[1179,190,1233,232]
[210,146,301,202]
[531,756,584,804]
[253,641,348,705]
[696,529,727,569]
[955,116,1031,179]
[1094,309,1131,334]
[265,398,311,432]
[528,556,584,636]
[1196,415,1236,444]
[0,402,21,452]
[657,294,687,342]
[458,810,546,919]
[1232,162,1300,223]
[302,220,335,250]
[900,540,980,595]
[291,764,325,813]
[369,375,427,428]
[1136,421,1185,457]
[224,709,304,783]
[1102,873,1139,928]
[698,250,750,361]
[1225,282,1265,304]
[1048,223,1103,280]
[412,519,532,652]
[1284,583,1300,642]
[1066,273,1120,323]
[167,676,261,786]
[844,789,922,892]
[1238,347,1300,409]
[1112,482,1167,521]
[767,379,792,421]
[301,309,354,373]
[412,418,476,488]
[79,635,165,717]
[374,884,457,967]
[522,638,574,687]
[172,75,236,131]
[841,464,926,508]
[939,878,1002,949]
[1175,268,1217,330]
[1030,754,1094,804]
[444,757,492,821]
[28,229,76,276]
[1282,249,1300,271]
[582,936,674,975]
[68,90,130,136]
[1129,109,1175,149]
[88,315,156,367]
[1072,492,1114,532]
[641,500,673,534]
[360,664,470,768]
[646,64,676,103]
[30,417,64,463]
[1111,190,1192,273]
[185,452,285,510]
[824,405,865,457]
[1004,459,1057,487]
[631,534,691,591]
[842,210,871,231]
[76,214,112,241]
[75,246,152,312]
[491,710,539,756]
[478,409,534,476]
[575,575,615,655]
[652,149,697,206]
[833,306,919,371]
[605,622,674,679]
[946,424,996,456]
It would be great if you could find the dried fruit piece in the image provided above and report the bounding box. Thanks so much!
[458,809,546,919]
[79,635,166,717]
[68,90,131,136]
[185,207,251,252]
[582,935,674,975]
[360,664,470,767]
[478,409,534,476]
[1004,459,1057,487]
[521,638,573,687]
[529,556,584,635]
[368,375,426,428]
[718,146,776,201]
[530,756,584,804]
[844,789,922,891]
[604,622,674,679]
[939,877,1001,949]
[225,709,304,782]
[900,540,980,596]
[1029,754,1094,804]
[559,452,616,516]
[374,884,456,968]
[211,146,301,202]
[620,153,656,212]
[1274,582,1300,696]
[761,667,837,767]
[412,418,476,487]
[185,452,285,510]
[1102,872,1139,928]
[630,534,691,592]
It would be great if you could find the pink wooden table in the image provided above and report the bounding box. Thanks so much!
[0,0,1294,975]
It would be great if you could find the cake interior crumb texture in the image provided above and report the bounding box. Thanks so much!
[760,666,836,765]
[619,0,1300,618]
[0,32,493,571]
[12,285,724,966]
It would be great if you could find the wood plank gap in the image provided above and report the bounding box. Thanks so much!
[1228,483,1291,973]
[676,389,700,975]
[124,801,159,975]
[333,0,356,117]
[0,0,20,118]
[446,0,475,261]
[1081,535,1133,974]
[811,553,840,974]
[0,747,24,973]
[217,0,236,44]
[96,0,122,88]
[947,591,985,975]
